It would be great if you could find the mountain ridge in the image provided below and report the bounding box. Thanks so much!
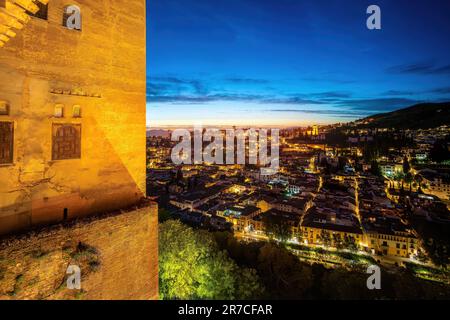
[352,102,450,129]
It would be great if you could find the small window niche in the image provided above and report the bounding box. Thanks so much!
[54,104,64,118]
[26,2,49,20]
[0,101,9,115]
[72,105,81,118]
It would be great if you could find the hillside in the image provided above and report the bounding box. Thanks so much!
[354,102,450,129]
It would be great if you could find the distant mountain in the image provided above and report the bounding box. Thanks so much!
[146,129,171,138]
[354,102,450,129]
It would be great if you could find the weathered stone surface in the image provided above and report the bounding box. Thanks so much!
[0,0,147,235]
[0,201,158,300]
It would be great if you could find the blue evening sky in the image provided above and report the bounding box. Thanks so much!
[147,0,450,127]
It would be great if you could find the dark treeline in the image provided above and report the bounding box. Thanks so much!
[159,219,450,300]
[213,231,450,300]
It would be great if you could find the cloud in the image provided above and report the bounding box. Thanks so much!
[383,90,415,96]
[302,77,356,84]
[430,86,450,94]
[311,91,352,99]
[148,93,325,105]
[267,109,371,116]
[335,98,420,111]
[148,76,209,95]
[147,75,445,114]
[148,93,266,103]
[224,77,270,84]
[382,87,450,96]
[147,75,270,98]
[146,80,421,112]
[386,61,450,75]
[147,83,173,96]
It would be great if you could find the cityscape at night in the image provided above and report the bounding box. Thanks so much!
[149,0,450,299]
[0,0,449,308]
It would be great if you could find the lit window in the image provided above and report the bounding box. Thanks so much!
[0,121,13,164]
[54,104,64,118]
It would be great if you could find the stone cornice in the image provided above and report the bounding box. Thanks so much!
[0,0,49,47]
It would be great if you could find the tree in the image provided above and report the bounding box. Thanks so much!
[430,140,450,163]
[333,233,344,250]
[370,160,381,177]
[257,242,313,298]
[158,207,172,222]
[175,168,183,181]
[262,213,292,243]
[343,234,358,252]
[404,172,414,193]
[319,230,332,247]
[159,220,263,300]
[338,157,348,171]
[403,156,411,174]
[393,172,405,189]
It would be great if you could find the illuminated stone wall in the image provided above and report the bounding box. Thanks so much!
[0,202,158,300]
[0,0,147,235]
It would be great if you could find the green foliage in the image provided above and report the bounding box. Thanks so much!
[403,156,411,174]
[256,242,313,298]
[370,160,381,177]
[160,222,450,299]
[319,230,332,247]
[430,139,450,163]
[343,234,358,252]
[159,220,263,300]
[68,242,101,274]
[158,207,172,222]
[412,217,450,267]
[213,232,450,299]
[262,214,292,243]
[27,248,50,261]
[7,274,24,296]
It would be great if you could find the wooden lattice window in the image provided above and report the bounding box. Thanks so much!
[52,124,81,160]
[0,122,13,164]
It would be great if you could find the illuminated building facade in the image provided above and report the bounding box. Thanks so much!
[0,0,146,235]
